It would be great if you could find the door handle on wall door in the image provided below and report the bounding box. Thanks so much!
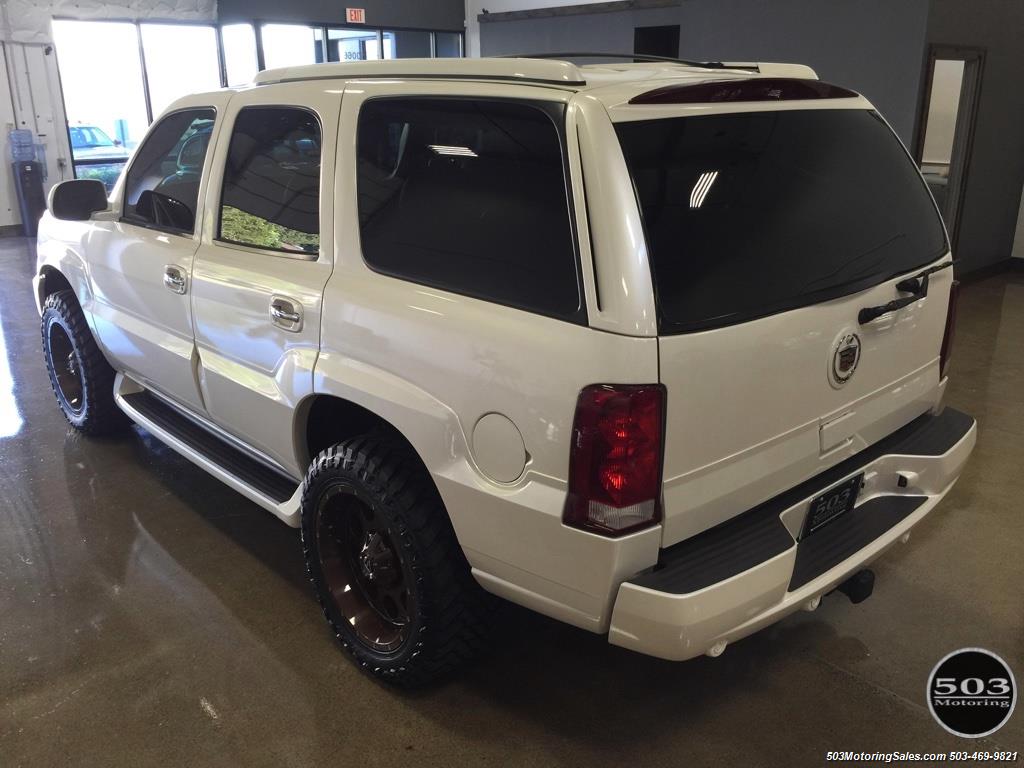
[270,296,303,332]
[163,265,187,295]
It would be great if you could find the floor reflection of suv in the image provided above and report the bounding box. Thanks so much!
[35,57,976,686]
[68,125,131,160]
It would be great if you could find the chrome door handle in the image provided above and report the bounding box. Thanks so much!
[270,306,300,323]
[270,297,303,331]
[164,265,187,295]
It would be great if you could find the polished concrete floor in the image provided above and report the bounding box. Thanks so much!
[0,235,1021,766]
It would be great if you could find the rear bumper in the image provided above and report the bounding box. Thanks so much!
[608,407,976,661]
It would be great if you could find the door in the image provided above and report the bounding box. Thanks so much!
[87,105,221,412]
[914,46,984,252]
[190,86,339,476]
[613,106,954,546]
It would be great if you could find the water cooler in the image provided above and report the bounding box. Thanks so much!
[9,129,47,238]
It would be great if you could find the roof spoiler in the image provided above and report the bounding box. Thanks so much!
[629,78,858,106]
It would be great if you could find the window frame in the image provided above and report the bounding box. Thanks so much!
[214,103,325,261]
[120,105,218,237]
[354,95,588,325]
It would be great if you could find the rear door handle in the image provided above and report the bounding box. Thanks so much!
[270,296,303,332]
[163,265,187,295]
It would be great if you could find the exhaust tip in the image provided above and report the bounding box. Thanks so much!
[838,568,875,604]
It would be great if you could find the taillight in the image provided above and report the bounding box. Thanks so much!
[564,384,665,537]
[940,280,960,379]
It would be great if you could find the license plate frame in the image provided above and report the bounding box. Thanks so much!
[801,473,864,539]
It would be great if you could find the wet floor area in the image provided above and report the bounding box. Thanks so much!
[1,237,1021,765]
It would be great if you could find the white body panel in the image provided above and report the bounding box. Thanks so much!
[33,58,976,655]
[657,268,952,546]
[86,220,205,412]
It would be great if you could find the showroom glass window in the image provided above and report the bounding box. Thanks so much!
[218,107,322,255]
[221,24,258,86]
[327,28,379,60]
[140,24,221,117]
[382,31,431,58]
[356,98,580,319]
[122,108,216,233]
[51,20,149,190]
[260,24,321,68]
[434,32,463,58]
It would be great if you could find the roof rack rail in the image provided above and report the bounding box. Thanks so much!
[253,58,587,87]
[498,52,755,71]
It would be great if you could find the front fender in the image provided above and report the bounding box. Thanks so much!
[35,212,95,326]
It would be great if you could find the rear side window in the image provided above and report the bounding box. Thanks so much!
[356,98,582,320]
[219,107,321,255]
[616,109,948,333]
[123,108,215,234]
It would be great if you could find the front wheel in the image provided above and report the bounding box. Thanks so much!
[300,434,493,686]
[41,290,126,435]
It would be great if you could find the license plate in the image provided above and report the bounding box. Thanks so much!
[801,473,863,539]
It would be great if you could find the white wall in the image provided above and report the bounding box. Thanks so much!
[466,0,609,56]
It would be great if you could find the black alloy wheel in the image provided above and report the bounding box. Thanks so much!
[41,290,126,435]
[315,482,415,654]
[301,434,494,685]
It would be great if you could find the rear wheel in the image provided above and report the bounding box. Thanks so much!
[301,434,493,685]
[41,290,126,435]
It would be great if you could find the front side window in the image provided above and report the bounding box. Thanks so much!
[123,108,215,233]
[356,98,580,320]
[218,107,321,255]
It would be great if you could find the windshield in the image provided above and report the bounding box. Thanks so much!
[615,108,948,334]
[70,126,116,149]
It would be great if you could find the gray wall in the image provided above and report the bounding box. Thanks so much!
[218,0,464,30]
[481,0,930,145]
[926,0,1024,273]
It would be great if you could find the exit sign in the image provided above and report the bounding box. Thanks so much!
[346,8,366,23]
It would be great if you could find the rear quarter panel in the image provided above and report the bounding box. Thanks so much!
[314,81,662,630]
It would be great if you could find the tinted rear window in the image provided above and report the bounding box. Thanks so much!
[356,98,582,321]
[615,109,948,333]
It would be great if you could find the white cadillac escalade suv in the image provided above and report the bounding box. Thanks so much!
[35,56,976,685]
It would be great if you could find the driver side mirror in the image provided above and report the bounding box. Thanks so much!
[48,179,108,221]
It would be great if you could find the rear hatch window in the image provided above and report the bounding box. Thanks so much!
[615,109,948,333]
